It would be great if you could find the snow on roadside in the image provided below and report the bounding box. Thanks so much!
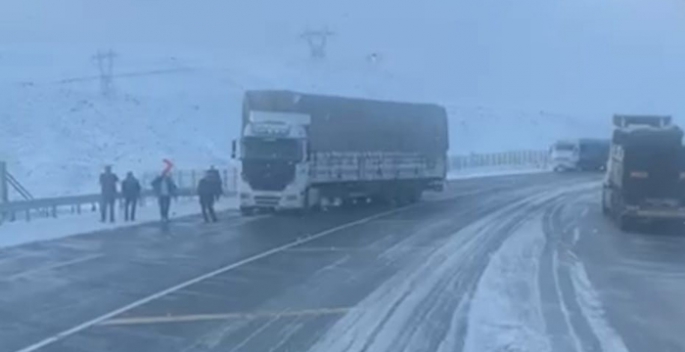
[462,215,550,352]
[571,260,629,352]
[448,166,549,181]
[0,197,237,249]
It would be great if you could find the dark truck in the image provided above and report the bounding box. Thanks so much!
[577,138,610,171]
[602,115,685,230]
[232,90,449,214]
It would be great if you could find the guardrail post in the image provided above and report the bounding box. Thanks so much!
[0,161,8,204]
[0,161,7,224]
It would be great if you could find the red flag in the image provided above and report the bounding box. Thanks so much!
[162,159,174,175]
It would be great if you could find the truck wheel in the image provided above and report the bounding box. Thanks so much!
[601,191,610,216]
[240,207,254,216]
[393,191,409,206]
[618,215,635,232]
[341,197,356,209]
[408,189,423,204]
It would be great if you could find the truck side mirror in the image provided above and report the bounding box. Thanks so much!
[231,140,237,159]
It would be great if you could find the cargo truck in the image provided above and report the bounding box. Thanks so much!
[577,138,610,171]
[550,138,610,172]
[602,115,685,230]
[232,90,449,215]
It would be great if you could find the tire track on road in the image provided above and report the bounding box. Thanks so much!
[308,182,596,352]
[540,189,628,352]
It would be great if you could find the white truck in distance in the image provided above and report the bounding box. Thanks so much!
[232,90,449,215]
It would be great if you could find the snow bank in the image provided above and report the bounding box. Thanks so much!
[463,216,550,352]
[0,197,237,249]
[0,76,240,197]
[571,260,629,352]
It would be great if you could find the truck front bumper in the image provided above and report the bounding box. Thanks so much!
[551,159,577,170]
[240,192,304,210]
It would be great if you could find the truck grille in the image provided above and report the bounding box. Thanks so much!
[254,196,280,207]
[242,160,295,191]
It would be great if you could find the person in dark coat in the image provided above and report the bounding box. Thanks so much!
[121,172,142,221]
[99,165,119,223]
[208,166,224,201]
[198,170,222,223]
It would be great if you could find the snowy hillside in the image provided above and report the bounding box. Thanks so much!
[2,0,685,196]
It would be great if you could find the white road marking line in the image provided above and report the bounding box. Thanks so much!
[100,307,353,326]
[7,254,103,281]
[12,206,410,352]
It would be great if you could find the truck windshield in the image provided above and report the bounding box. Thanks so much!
[242,138,303,161]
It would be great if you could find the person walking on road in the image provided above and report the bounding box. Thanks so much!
[198,170,222,223]
[208,166,224,201]
[121,172,142,222]
[152,173,177,222]
[99,165,119,223]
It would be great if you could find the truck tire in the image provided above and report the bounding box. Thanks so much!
[601,190,610,216]
[240,207,255,216]
[408,189,423,204]
[618,215,635,233]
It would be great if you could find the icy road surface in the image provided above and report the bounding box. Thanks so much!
[1,173,684,352]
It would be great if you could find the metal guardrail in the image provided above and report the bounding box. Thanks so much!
[6,172,34,200]
[0,167,239,224]
[0,188,238,223]
[0,152,548,224]
[449,150,549,171]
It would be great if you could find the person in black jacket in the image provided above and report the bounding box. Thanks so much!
[208,166,224,201]
[121,172,142,221]
[151,173,177,221]
[99,166,119,223]
[198,170,222,223]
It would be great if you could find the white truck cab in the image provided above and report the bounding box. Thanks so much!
[550,140,579,171]
[234,111,312,214]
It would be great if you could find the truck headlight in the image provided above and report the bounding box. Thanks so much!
[285,195,299,201]
[240,193,251,199]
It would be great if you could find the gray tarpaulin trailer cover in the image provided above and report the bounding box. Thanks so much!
[243,90,449,156]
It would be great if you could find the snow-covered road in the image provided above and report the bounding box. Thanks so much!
[1,173,684,352]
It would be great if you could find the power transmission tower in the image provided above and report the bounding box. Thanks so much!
[300,28,334,59]
[92,50,117,97]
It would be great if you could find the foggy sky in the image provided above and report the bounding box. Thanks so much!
[3,0,685,118]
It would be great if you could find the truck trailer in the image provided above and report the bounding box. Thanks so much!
[550,138,610,172]
[577,138,610,171]
[602,115,685,230]
[232,90,449,214]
